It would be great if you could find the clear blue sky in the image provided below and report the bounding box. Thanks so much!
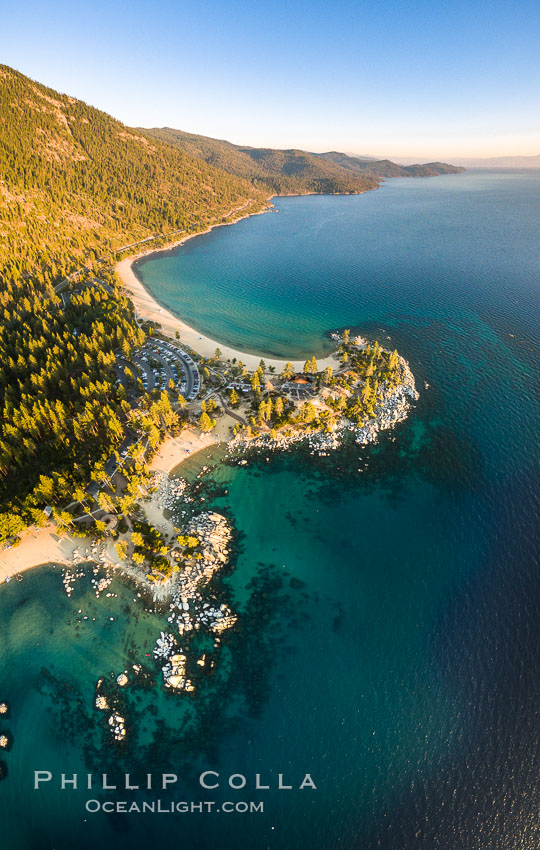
[1,0,539,158]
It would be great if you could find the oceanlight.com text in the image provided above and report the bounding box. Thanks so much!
[85,799,264,814]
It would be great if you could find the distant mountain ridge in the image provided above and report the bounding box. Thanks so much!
[449,154,540,168]
[143,128,464,194]
[378,153,540,169]
[0,62,464,280]
[314,150,464,177]
[140,129,381,195]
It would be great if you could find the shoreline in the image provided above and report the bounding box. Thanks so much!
[147,427,219,475]
[0,526,118,583]
[115,205,339,373]
[1,193,394,581]
[0,424,230,580]
[0,363,417,581]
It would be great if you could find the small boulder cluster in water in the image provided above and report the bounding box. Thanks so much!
[94,666,143,743]
[62,556,115,599]
[62,568,84,598]
[154,635,193,692]
[92,572,114,597]
[151,510,237,692]
[108,713,126,742]
[0,701,11,780]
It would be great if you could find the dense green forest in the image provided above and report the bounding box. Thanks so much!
[144,128,464,193]
[0,65,265,281]
[143,129,381,195]
[0,65,266,542]
[0,271,141,540]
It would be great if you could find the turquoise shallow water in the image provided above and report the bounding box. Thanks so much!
[1,171,539,849]
[135,170,539,360]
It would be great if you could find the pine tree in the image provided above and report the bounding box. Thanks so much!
[199,411,214,432]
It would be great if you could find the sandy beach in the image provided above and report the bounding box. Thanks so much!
[0,526,117,581]
[0,419,235,580]
[0,527,74,580]
[148,427,219,475]
[116,221,339,373]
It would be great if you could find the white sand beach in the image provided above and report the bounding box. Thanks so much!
[148,427,219,475]
[0,526,117,581]
[0,526,74,580]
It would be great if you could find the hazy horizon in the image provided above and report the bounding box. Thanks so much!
[2,0,539,160]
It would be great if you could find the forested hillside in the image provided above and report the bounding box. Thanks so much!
[143,129,381,195]
[314,151,465,177]
[0,65,266,541]
[144,128,464,192]
[0,65,264,282]
[0,272,139,538]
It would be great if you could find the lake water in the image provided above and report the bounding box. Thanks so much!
[1,171,539,849]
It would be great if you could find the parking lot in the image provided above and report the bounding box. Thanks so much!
[115,338,200,400]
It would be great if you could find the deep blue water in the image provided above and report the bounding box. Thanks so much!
[0,171,538,849]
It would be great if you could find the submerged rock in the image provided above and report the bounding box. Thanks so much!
[108,713,126,742]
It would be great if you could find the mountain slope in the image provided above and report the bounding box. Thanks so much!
[144,128,464,191]
[315,151,465,177]
[142,129,382,195]
[0,65,265,280]
[0,63,465,284]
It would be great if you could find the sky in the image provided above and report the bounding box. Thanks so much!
[1,0,539,159]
